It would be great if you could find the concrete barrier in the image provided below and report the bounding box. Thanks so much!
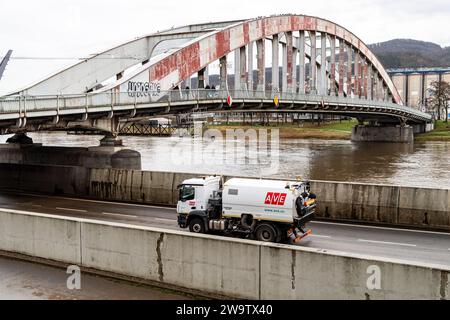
[260,244,448,300]
[81,222,260,299]
[89,169,450,231]
[0,209,81,264]
[310,181,400,224]
[0,209,448,299]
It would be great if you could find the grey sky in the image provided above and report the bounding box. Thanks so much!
[1,0,449,95]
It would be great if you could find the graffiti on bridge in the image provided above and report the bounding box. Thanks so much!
[127,81,161,98]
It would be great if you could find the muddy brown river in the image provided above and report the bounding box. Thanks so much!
[1,132,449,189]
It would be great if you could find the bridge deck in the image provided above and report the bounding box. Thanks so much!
[0,90,431,133]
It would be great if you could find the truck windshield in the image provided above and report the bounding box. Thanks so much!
[180,186,195,201]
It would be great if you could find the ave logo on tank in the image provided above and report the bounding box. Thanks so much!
[264,192,287,206]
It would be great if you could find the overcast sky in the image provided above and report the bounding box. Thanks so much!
[1,0,449,95]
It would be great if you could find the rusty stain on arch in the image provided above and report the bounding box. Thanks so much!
[116,15,402,105]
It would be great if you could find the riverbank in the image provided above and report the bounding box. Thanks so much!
[415,121,450,142]
[207,120,450,141]
[206,120,355,140]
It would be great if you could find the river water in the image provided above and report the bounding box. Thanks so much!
[1,132,449,189]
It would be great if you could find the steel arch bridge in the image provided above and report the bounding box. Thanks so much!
[0,15,432,137]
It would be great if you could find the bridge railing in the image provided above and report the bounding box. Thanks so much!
[0,89,431,121]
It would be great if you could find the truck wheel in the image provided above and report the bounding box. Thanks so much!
[189,218,205,234]
[255,224,277,242]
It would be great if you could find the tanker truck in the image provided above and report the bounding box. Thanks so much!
[177,176,316,244]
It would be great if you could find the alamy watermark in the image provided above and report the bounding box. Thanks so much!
[66,265,81,290]
[170,123,280,176]
[366,265,381,290]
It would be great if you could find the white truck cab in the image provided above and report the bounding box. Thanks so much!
[177,176,221,215]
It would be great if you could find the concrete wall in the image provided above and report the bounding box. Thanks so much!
[89,169,196,205]
[311,181,450,230]
[0,209,448,299]
[0,164,448,231]
[0,163,89,195]
[88,169,450,231]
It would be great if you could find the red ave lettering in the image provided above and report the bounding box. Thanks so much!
[264,192,287,206]
[264,193,273,205]
[271,193,281,205]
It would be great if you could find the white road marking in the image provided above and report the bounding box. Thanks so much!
[357,239,417,247]
[312,221,450,237]
[55,207,87,213]
[309,235,332,239]
[155,218,177,223]
[102,212,138,218]
[2,191,176,211]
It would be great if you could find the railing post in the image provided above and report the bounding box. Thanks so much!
[85,94,89,116]
[23,95,27,119]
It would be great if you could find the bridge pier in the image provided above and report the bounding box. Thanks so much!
[6,132,34,145]
[99,133,123,147]
[1,130,140,170]
[351,125,414,143]
[0,140,141,170]
[412,122,434,134]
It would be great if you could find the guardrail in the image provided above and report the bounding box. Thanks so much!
[0,89,432,122]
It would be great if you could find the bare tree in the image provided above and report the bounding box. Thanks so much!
[428,80,450,122]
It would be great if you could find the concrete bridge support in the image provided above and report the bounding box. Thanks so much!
[197,68,206,89]
[338,39,345,97]
[281,41,288,93]
[247,43,254,91]
[319,33,327,96]
[346,44,352,96]
[412,122,435,134]
[256,39,266,92]
[285,31,294,93]
[298,31,306,94]
[329,35,336,96]
[354,52,360,98]
[309,31,317,94]
[272,35,279,93]
[6,132,34,145]
[219,56,228,90]
[1,133,141,170]
[351,125,414,143]
[239,46,247,90]
[234,50,240,90]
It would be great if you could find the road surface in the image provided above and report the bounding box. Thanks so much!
[0,191,449,266]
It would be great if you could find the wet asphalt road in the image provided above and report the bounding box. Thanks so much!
[0,191,449,267]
